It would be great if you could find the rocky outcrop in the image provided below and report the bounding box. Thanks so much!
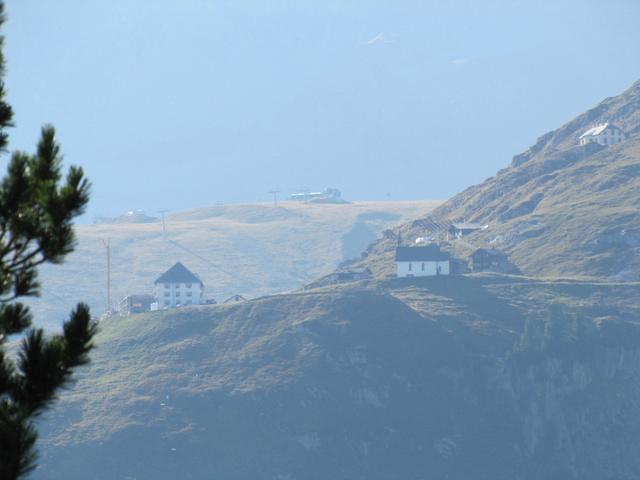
[497,319,640,480]
[499,192,544,221]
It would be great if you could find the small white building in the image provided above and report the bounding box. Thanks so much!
[154,261,204,308]
[290,188,343,203]
[395,245,450,278]
[579,122,626,146]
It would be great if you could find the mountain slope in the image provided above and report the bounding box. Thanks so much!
[356,80,640,279]
[30,81,640,480]
[34,276,640,479]
[31,200,439,328]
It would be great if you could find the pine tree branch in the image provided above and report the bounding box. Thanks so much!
[0,4,93,477]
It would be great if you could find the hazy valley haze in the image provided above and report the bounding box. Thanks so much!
[5,0,640,218]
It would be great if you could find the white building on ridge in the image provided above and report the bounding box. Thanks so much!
[579,122,626,146]
[395,245,450,278]
[154,261,204,308]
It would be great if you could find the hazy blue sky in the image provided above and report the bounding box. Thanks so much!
[5,0,640,219]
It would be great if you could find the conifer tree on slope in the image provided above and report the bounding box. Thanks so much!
[0,3,96,478]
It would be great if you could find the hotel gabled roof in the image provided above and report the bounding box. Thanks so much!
[155,262,203,285]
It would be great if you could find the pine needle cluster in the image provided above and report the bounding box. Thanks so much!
[0,3,95,478]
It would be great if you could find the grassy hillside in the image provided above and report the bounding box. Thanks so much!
[354,80,640,279]
[29,79,640,480]
[34,275,640,479]
[31,200,439,328]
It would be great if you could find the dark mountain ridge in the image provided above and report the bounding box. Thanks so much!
[34,275,640,480]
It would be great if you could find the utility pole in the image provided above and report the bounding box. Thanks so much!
[269,190,280,208]
[101,239,111,314]
[158,209,169,233]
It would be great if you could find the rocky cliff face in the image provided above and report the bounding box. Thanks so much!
[498,321,640,480]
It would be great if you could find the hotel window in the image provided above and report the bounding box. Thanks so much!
[175,292,180,297]
[421,263,425,271]
[164,292,170,297]
[164,300,170,305]
[186,283,192,288]
[187,292,192,297]
[408,263,412,271]
[164,284,170,289]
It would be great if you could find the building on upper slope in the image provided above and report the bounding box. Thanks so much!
[118,294,155,316]
[579,122,626,146]
[448,222,486,239]
[223,294,247,304]
[330,269,373,283]
[471,248,508,272]
[306,268,374,288]
[395,244,450,277]
[470,248,521,274]
[155,261,205,308]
